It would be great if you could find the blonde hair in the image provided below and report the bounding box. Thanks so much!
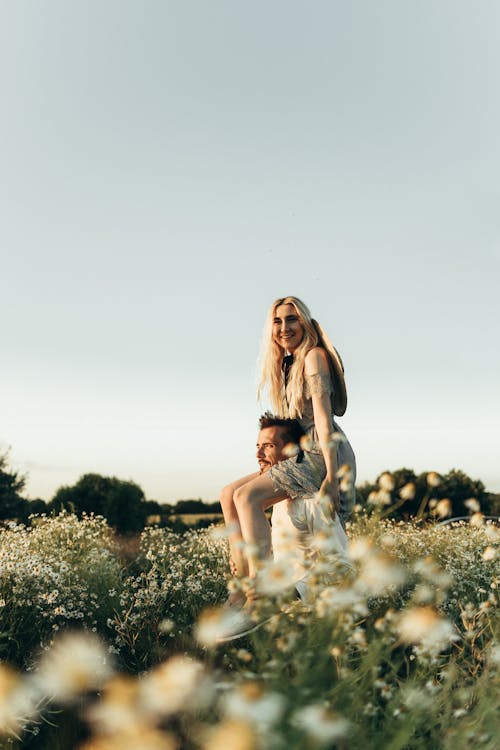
[258,296,344,419]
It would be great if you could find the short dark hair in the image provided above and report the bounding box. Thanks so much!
[258,411,304,446]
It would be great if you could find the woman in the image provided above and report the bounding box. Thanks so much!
[220,296,356,593]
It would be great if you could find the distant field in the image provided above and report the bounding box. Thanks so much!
[168,512,223,525]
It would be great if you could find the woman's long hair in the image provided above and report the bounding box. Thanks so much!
[258,296,344,419]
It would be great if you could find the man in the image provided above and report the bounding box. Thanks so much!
[256,412,351,601]
[215,414,351,641]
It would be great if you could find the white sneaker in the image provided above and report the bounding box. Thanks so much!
[215,607,273,643]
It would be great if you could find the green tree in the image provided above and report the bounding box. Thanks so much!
[50,473,148,533]
[0,450,26,521]
[357,467,490,520]
[170,499,221,514]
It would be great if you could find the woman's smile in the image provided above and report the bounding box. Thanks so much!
[272,303,304,352]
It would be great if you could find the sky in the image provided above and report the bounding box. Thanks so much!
[1,1,499,504]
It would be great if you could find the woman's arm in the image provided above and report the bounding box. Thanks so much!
[304,347,340,513]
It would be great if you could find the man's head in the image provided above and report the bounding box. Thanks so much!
[256,412,304,472]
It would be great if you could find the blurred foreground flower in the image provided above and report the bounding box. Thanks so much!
[0,664,36,736]
[399,482,416,501]
[292,704,351,744]
[34,631,113,703]
[255,557,297,596]
[337,463,354,493]
[316,586,368,618]
[282,442,299,458]
[367,490,392,507]
[222,682,285,731]
[434,499,452,519]
[355,552,406,596]
[202,719,256,750]
[413,557,452,589]
[397,607,457,652]
[464,498,480,513]
[86,676,142,735]
[470,512,484,527]
[378,473,395,492]
[482,546,497,561]
[427,472,442,488]
[299,434,313,451]
[79,727,177,750]
[140,655,212,718]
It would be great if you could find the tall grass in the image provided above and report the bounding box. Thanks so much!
[0,508,498,749]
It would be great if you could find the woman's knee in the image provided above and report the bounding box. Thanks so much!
[220,484,235,512]
[234,484,260,510]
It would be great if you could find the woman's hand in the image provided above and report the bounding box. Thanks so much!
[319,477,340,517]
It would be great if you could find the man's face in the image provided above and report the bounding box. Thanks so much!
[256,426,288,472]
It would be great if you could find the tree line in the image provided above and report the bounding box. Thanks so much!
[1,450,499,534]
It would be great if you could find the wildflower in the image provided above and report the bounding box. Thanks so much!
[464,498,480,513]
[139,655,211,718]
[209,523,236,540]
[79,728,177,750]
[158,619,175,634]
[427,472,442,487]
[299,434,313,451]
[413,558,452,588]
[399,482,416,501]
[400,686,433,712]
[0,664,36,735]
[202,719,256,750]
[34,631,113,703]
[434,499,452,519]
[222,682,285,730]
[292,704,351,744]
[328,432,346,447]
[255,558,296,596]
[412,584,435,604]
[282,442,299,458]
[488,645,500,666]
[470,512,484,527]
[348,536,373,561]
[367,489,391,507]
[350,627,368,648]
[86,676,142,734]
[310,528,347,555]
[236,649,253,663]
[378,473,395,492]
[397,606,457,651]
[363,702,378,716]
[482,546,497,561]
[380,532,397,548]
[484,524,500,542]
[336,463,352,479]
[316,586,368,618]
[355,552,406,596]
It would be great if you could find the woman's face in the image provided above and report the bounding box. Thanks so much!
[272,303,304,352]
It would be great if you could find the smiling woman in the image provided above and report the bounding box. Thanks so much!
[218,296,356,629]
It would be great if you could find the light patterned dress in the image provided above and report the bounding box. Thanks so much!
[268,371,356,526]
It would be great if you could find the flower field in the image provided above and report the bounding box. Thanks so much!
[1,509,499,750]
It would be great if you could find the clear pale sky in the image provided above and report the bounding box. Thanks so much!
[1,1,499,503]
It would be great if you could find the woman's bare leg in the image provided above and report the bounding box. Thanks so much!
[219,472,260,579]
[233,472,288,579]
